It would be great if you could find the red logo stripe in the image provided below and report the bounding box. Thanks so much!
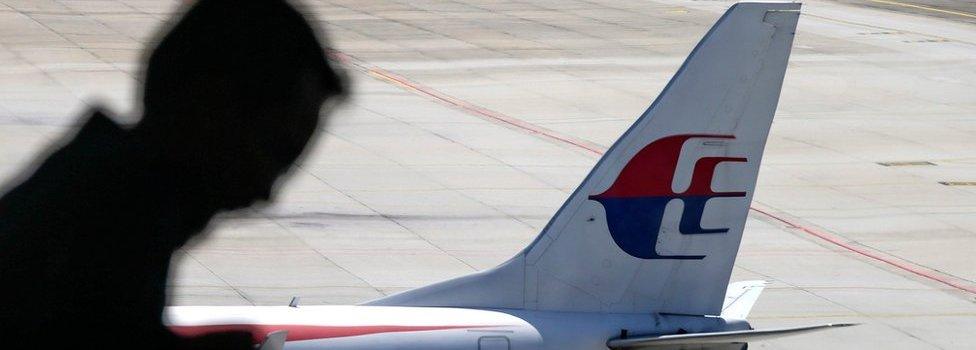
[592,134,735,198]
[170,324,492,343]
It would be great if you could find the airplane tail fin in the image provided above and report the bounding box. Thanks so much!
[367,2,800,316]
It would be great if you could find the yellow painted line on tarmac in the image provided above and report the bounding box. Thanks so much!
[868,0,976,19]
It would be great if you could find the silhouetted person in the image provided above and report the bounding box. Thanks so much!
[0,0,344,348]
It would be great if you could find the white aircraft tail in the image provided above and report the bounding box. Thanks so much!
[367,2,800,316]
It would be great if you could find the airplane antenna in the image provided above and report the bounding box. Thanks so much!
[288,296,300,308]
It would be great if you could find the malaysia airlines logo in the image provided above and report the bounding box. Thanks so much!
[589,134,747,260]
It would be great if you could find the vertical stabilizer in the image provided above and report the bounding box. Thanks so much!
[367,2,800,316]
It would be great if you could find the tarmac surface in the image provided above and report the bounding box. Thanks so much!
[840,0,976,25]
[1,0,975,349]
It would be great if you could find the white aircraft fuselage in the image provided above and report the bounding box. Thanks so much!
[167,305,748,350]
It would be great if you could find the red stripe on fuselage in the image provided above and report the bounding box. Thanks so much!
[170,324,490,343]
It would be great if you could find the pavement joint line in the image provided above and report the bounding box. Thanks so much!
[749,205,976,295]
[802,12,976,46]
[299,133,480,273]
[178,249,256,306]
[347,102,543,233]
[867,0,976,19]
[330,50,605,156]
[261,199,386,297]
[328,50,976,296]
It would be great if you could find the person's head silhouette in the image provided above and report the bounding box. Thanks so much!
[136,0,345,212]
[0,1,344,348]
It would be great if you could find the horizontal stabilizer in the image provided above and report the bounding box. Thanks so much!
[608,324,857,349]
[720,280,767,319]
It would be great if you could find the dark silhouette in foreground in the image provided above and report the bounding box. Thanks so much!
[0,0,344,348]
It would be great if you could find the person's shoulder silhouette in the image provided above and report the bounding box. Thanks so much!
[0,0,344,348]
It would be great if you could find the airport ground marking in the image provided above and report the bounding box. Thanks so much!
[867,0,976,19]
[750,205,976,295]
[330,51,604,156]
[329,50,976,296]
[802,13,972,46]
